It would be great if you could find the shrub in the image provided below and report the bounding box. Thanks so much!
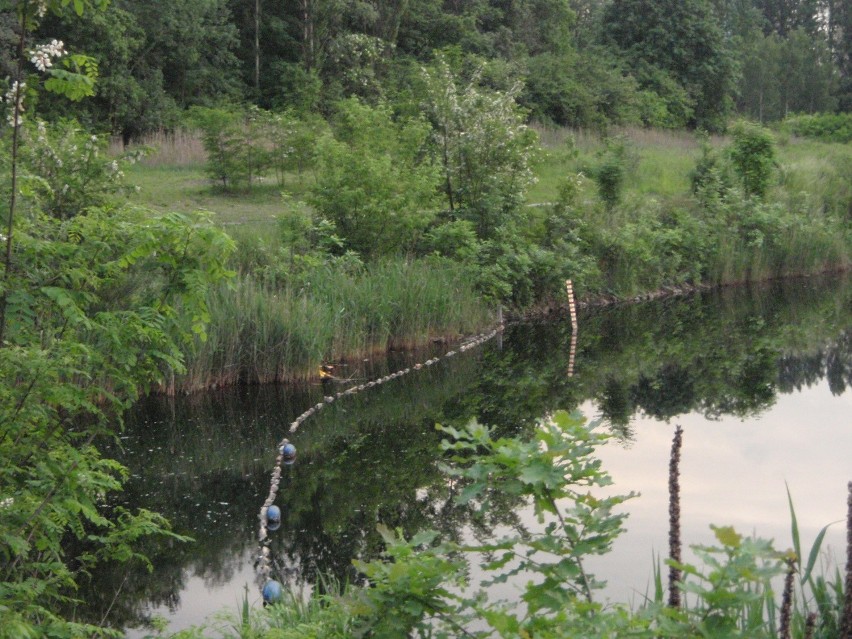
[729,120,776,199]
[781,112,852,144]
[309,99,440,259]
[588,137,634,211]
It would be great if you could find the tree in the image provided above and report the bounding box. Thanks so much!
[737,30,784,122]
[601,0,737,131]
[421,56,538,239]
[728,120,776,198]
[33,0,243,138]
[754,0,821,37]
[309,98,440,257]
[0,2,235,634]
[736,28,837,121]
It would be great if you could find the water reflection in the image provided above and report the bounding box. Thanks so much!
[77,275,850,635]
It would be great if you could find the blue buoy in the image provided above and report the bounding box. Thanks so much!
[262,579,283,604]
[266,505,281,524]
[280,442,296,465]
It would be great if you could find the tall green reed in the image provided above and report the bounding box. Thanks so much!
[176,258,492,392]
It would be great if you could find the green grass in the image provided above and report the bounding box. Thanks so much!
[528,126,709,205]
[123,125,849,231]
[174,259,493,392]
[121,130,315,228]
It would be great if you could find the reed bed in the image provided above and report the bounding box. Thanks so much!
[176,259,492,392]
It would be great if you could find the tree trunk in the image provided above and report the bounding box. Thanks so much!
[255,0,261,93]
[301,0,314,71]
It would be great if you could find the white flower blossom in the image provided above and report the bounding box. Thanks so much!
[4,81,26,127]
[29,39,65,72]
[35,1,48,18]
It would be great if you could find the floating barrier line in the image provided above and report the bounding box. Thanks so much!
[254,323,505,601]
[565,280,579,378]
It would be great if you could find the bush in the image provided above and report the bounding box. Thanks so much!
[19,119,141,218]
[729,120,776,199]
[309,99,440,259]
[781,112,852,144]
[189,106,318,191]
[588,137,635,211]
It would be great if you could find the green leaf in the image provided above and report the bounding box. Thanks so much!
[786,483,801,564]
[712,525,742,548]
[803,520,840,584]
[376,523,397,546]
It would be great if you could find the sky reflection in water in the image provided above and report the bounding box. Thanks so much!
[591,382,851,605]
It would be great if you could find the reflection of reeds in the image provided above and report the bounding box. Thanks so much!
[841,481,852,638]
[668,425,683,609]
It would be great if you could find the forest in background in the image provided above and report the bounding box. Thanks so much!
[5,0,851,139]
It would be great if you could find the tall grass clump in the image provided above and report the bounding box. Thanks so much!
[110,129,207,167]
[176,258,492,392]
[175,581,353,638]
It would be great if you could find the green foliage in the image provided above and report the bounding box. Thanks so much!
[340,411,812,638]
[729,121,777,199]
[0,202,234,633]
[343,410,637,638]
[520,49,646,130]
[420,56,539,239]
[664,526,788,637]
[691,136,735,204]
[17,119,142,219]
[189,105,317,192]
[588,137,633,211]
[350,526,468,638]
[601,0,735,131]
[0,6,235,631]
[189,105,243,189]
[781,113,852,144]
[35,0,242,138]
[309,98,440,258]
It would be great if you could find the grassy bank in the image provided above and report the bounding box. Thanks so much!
[119,126,851,390]
[171,259,492,393]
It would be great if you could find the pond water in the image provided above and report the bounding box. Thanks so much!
[77,275,851,636]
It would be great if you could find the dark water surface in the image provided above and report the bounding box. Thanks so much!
[79,276,851,636]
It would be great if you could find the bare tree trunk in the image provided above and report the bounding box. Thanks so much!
[301,0,314,71]
[255,0,261,93]
[0,10,27,348]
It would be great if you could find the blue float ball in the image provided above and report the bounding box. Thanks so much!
[266,505,281,524]
[262,579,283,604]
[280,443,297,465]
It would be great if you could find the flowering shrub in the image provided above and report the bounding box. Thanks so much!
[15,119,142,218]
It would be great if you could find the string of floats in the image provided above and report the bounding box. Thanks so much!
[254,324,506,603]
[255,280,580,603]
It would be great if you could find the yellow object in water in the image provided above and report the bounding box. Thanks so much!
[319,365,335,379]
